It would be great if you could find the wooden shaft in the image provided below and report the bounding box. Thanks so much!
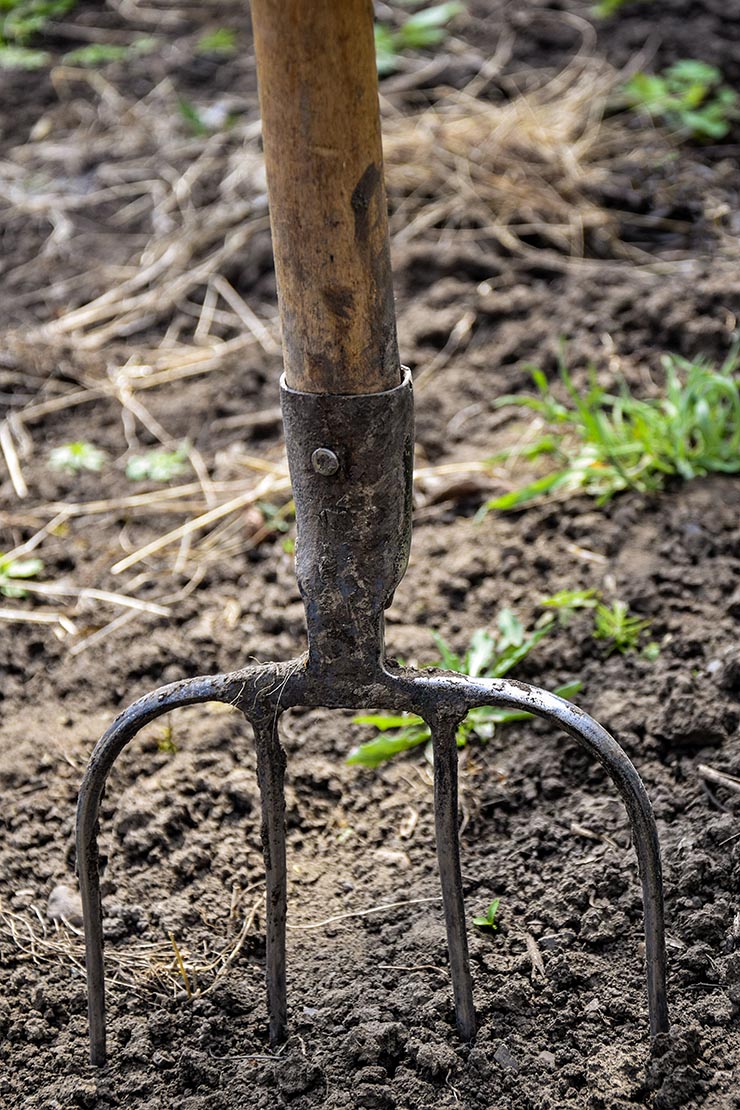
[251,0,400,394]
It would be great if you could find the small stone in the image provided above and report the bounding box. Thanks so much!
[493,1042,519,1071]
[538,1050,557,1070]
[47,884,83,927]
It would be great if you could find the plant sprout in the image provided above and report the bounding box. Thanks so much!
[472,898,500,931]
[622,60,739,141]
[0,0,78,69]
[375,1,464,76]
[0,555,43,598]
[125,445,190,482]
[593,600,652,655]
[196,28,236,55]
[484,351,740,512]
[49,442,106,474]
[348,610,581,767]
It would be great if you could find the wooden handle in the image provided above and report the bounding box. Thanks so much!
[251,0,400,394]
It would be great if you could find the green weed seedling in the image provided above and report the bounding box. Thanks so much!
[593,0,654,16]
[623,60,739,140]
[593,600,651,656]
[0,0,77,68]
[49,442,106,474]
[348,610,581,767]
[540,589,658,658]
[62,38,156,68]
[196,28,237,55]
[0,555,43,598]
[538,587,599,625]
[375,1,464,76]
[472,898,500,932]
[257,501,295,536]
[126,445,190,482]
[484,351,740,512]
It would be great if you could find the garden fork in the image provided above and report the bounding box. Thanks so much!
[76,0,668,1065]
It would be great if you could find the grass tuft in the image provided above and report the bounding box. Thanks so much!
[484,351,740,512]
[348,610,581,768]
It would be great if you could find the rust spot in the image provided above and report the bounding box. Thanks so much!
[351,162,381,245]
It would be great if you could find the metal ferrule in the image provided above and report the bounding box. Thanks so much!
[280,369,413,680]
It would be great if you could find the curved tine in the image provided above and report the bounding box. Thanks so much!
[77,673,243,1066]
[252,714,288,1045]
[431,714,476,1042]
[415,675,669,1038]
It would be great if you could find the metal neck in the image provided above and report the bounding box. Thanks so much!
[280,370,414,681]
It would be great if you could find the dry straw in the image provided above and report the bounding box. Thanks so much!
[0,48,689,643]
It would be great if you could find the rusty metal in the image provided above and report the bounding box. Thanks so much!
[76,370,669,1066]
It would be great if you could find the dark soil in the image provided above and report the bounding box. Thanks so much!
[1,2,739,1109]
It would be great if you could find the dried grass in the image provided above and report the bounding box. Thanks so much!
[0,48,702,637]
[0,892,262,999]
[383,59,640,261]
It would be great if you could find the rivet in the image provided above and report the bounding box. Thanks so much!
[311,447,339,476]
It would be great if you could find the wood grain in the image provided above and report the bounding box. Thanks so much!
[251,0,400,394]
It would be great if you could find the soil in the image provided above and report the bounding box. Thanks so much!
[1,2,739,1109]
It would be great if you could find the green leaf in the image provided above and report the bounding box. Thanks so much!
[487,469,574,511]
[177,99,209,137]
[125,445,189,482]
[352,713,423,731]
[540,588,599,612]
[472,898,500,930]
[496,608,524,651]
[0,554,43,598]
[465,628,497,678]
[347,724,430,767]
[0,43,48,67]
[667,59,721,86]
[196,28,236,55]
[430,631,462,673]
[49,442,106,474]
[402,1,464,31]
[63,43,128,66]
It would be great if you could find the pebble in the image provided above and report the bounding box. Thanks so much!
[494,1042,519,1072]
[47,884,83,927]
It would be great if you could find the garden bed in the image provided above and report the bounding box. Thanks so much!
[1,2,739,1107]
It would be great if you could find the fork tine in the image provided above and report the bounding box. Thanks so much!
[431,714,476,1042]
[76,674,243,1065]
[252,714,289,1044]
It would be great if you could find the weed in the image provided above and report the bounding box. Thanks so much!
[155,725,177,754]
[593,600,651,655]
[0,555,43,598]
[593,0,653,16]
[375,1,464,76]
[62,38,157,67]
[125,446,189,482]
[622,60,739,141]
[178,99,210,137]
[49,442,106,474]
[196,28,236,55]
[348,610,581,767]
[472,898,500,931]
[177,99,236,136]
[540,588,657,657]
[257,501,293,535]
[484,351,740,512]
[0,0,77,68]
[538,588,599,624]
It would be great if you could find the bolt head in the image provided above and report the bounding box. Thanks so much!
[311,447,339,476]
